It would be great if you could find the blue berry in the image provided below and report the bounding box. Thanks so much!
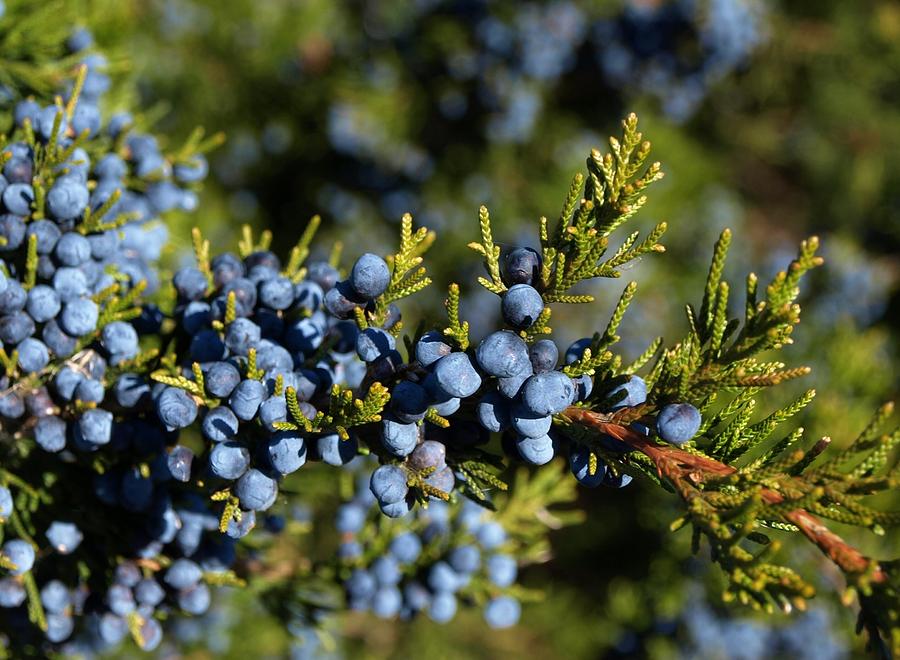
[529,339,558,373]
[449,545,481,574]
[224,317,261,356]
[335,503,366,534]
[317,432,358,466]
[428,561,460,593]
[0,579,25,607]
[0,390,24,419]
[484,596,521,629]
[258,395,287,432]
[134,579,165,607]
[573,373,593,401]
[510,404,552,438]
[476,521,507,550]
[209,442,251,480]
[349,253,390,300]
[605,375,647,409]
[501,284,544,329]
[26,285,61,323]
[2,539,35,575]
[52,267,88,302]
[346,569,376,600]
[40,580,70,614]
[35,415,66,452]
[205,361,241,398]
[13,100,39,127]
[502,247,541,286]
[565,337,592,364]
[656,403,702,444]
[114,373,151,409]
[96,612,128,645]
[0,214,25,251]
[46,179,88,220]
[294,280,324,311]
[106,584,135,616]
[476,390,511,432]
[164,558,202,590]
[226,510,256,539]
[44,612,74,643]
[3,156,31,183]
[357,327,396,362]
[425,466,455,495]
[569,445,606,487]
[516,434,554,465]
[370,465,409,505]
[0,279,26,313]
[59,298,99,336]
[53,366,82,400]
[223,276,258,312]
[101,321,139,363]
[428,592,458,623]
[92,156,127,185]
[497,367,532,399]
[389,532,422,564]
[71,103,101,136]
[74,377,104,403]
[372,586,402,618]
[26,220,61,254]
[2,182,34,215]
[0,311,34,344]
[16,338,49,372]
[0,486,11,520]
[267,431,307,475]
[259,276,294,310]
[54,231,91,266]
[476,330,531,377]
[390,380,429,423]
[176,582,210,616]
[190,328,227,361]
[173,155,209,183]
[229,378,266,421]
[323,280,362,318]
[174,267,208,301]
[381,416,419,457]
[235,468,279,511]
[434,352,482,398]
[408,440,447,472]
[157,386,199,430]
[486,554,517,588]
[521,371,575,415]
[403,582,431,612]
[372,555,402,585]
[415,330,452,367]
[167,445,194,482]
[77,409,113,446]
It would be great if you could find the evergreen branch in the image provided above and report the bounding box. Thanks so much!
[442,283,469,350]
[371,213,434,325]
[191,227,213,288]
[564,406,900,643]
[468,205,506,294]
[283,215,321,283]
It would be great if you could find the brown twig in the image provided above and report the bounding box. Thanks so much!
[564,406,886,582]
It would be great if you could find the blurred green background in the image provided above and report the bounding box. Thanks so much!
[23,0,898,657]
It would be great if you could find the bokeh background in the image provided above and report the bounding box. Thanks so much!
[10,0,900,657]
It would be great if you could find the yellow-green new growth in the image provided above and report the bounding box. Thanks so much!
[367,213,434,328]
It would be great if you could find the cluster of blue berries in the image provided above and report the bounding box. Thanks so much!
[155,249,400,528]
[594,0,766,121]
[0,26,219,654]
[338,472,522,629]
